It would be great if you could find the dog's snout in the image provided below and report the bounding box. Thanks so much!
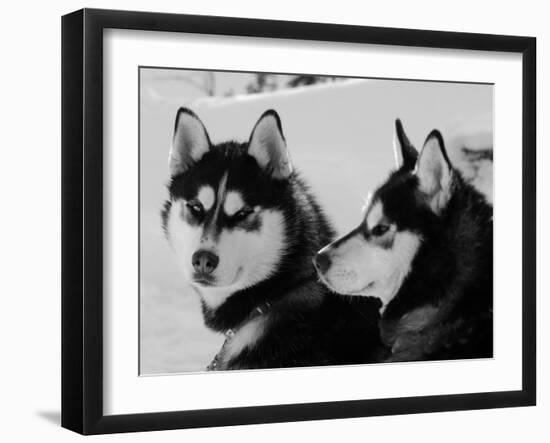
[192,249,219,275]
[314,252,331,275]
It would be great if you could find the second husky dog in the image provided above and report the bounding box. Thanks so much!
[163,108,383,370]
[314,120,493,362]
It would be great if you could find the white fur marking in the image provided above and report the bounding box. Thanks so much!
[223,316,267,362]
[197,186,215,211]
[199,287,234,310]
[366,201,384,229]
[223,192,244,216]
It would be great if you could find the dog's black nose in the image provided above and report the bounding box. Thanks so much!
[314,252,331,275]
[192,250,219,275]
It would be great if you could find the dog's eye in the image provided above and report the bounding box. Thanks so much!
[186,201,204,218]
[233,207,254,222]
[371,224,390,237]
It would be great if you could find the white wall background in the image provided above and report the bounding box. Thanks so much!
[0,0,545,441]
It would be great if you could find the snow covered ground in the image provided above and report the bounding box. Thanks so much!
[139,74,493,374]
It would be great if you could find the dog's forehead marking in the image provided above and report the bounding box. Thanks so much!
[366,201,384,229]
[217,172,229,201]
[197,186,215,211]
[212,172,229,218]
[199,172,229,242]
[224,191,244,216]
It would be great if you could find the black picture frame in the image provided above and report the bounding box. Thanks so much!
[61,8,536,435]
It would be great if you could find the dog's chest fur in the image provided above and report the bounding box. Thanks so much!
[209,314,269,370]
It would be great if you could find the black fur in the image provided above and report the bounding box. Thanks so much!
[374,127,493,362]
[163,110,384,370]
[395,119,418,170]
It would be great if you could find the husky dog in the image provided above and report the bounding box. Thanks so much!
[162,108,383,370]
[314,120,493,362]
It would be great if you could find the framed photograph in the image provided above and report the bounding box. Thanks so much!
[62,8,536,435]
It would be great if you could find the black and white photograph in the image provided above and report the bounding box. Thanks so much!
[139,68,494,374]
[1,0,545,440]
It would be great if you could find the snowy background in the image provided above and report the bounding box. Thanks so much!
[139,69,493,375]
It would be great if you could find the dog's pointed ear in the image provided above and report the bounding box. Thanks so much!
[393,119,418,170]
[248,110,293,180]
[415,130,453,214]
[169,108,211,176]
